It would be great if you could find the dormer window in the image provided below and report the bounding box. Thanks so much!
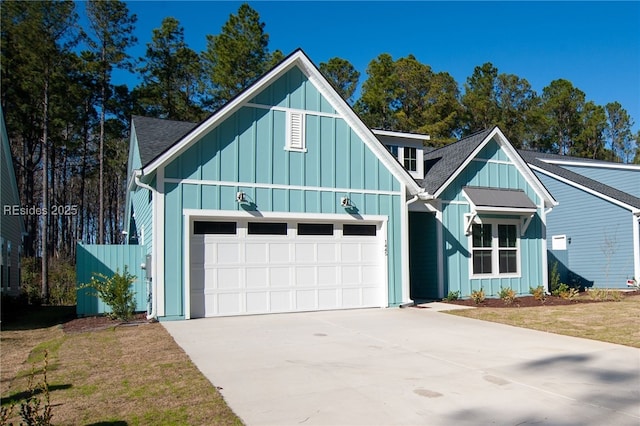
[404,147,417,171]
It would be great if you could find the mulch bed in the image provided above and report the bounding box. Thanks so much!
[442,290,640,308]
[62,312,153,334]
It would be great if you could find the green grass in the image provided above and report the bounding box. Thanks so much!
[446,295,640,347]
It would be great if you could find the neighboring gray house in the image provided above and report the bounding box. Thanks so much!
[0,106,24,296]
[521,151,640,289]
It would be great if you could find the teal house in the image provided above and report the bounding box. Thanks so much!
[86,49,557,320]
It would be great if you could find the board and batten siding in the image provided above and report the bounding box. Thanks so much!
[159,67,404,318]
[76,244,146,316]
[537,172,635,288]
[561,165,640,198]
[440,138,545,297]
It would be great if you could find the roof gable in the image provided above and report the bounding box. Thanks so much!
[131,115,198,168]
[137,49,423,196]
[422,127,556,207]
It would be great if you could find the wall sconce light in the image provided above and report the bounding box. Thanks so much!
[236,191,246,203]
[340,197,351,207]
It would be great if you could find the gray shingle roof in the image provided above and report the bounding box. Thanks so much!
[519,150,640,210]
[132,115,198,167]
[419,127,495,194]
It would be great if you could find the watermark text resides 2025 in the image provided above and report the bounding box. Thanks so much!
[3,204,78,216]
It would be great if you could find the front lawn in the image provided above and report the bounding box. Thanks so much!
[446,294,640,348]
[1,307,242,425]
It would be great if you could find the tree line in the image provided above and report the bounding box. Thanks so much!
[1,1,637,300]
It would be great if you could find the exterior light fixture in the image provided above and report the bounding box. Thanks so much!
[236,191,246,203]
[340,197,351,207]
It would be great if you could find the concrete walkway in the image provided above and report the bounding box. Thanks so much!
[163,306,640,425]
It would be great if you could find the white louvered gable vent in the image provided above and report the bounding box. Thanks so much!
[286,111,306,151]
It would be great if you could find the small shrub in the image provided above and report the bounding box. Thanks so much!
[82,268,136,321]
[498,287,517,305]
[470,287,485,304]
[20,257,42,306]
[559,287,579,300]
[529,285,546,302]
[19,350,53,426]
[445,290,460,301]
[610,291,623,302]
[551,282,569,297]
[589,288,608,301]
[549,261,561,294]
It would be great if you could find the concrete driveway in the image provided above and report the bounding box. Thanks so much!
[163,305,640,425]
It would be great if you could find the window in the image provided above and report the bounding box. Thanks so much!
[248,222,287,235]
[471,222,519,276]
[298,223,334,236]
[343,224,377,236]
[194,221,237,234]
[286,111,306,151]
[387,145,399,159]
[403,147,417,171]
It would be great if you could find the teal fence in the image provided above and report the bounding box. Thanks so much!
[76,244,146,317]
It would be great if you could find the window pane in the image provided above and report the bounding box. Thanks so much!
[248,222,287,235]
[387,145,399,159]
[403,147,417,171]
[298,223,334,236]
[499,250,517,273]
[472,224,492,248]
[343,224,377,236]
[498,224,517,248]
[194,221,236,234]
[473,250,492,274]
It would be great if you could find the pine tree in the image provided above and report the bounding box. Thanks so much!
[319,57,360,103]
[201,3,280,108]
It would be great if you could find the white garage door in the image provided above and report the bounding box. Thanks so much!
[189,219,385,317]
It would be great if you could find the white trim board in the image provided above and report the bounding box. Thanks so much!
[163,178,403,197]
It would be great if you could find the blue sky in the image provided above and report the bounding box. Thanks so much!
[87,1,640,133]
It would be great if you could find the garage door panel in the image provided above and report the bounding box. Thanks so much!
[245,243,268,263]
[269,244,290,263]
[190,218,385,317]
[296,266,316,285]
[318,266,337,286]
[317,244,338,262]
[217,243,241,264]
[246,267,269,288]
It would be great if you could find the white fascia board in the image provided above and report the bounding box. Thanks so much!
[372,129,431,141]
[474,206,538,214]
[529,164,638,212]
[542,159,640,171]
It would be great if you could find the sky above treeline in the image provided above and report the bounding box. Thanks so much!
[79,1,640,133]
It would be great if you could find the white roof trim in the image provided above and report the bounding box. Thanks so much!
[541,159,640,171]
[372,129,431,141]
[434,127,557,208]
[141,50,424,196]
[529,163,640,214]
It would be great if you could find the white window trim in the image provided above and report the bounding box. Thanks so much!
[468,218,521,279]
[285,110,307,152]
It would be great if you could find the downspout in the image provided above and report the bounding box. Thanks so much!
[634,211,640,284]
[134,170,157,320]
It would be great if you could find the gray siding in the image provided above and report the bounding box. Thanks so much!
[562,165,640,198]
[537,172,635,288]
